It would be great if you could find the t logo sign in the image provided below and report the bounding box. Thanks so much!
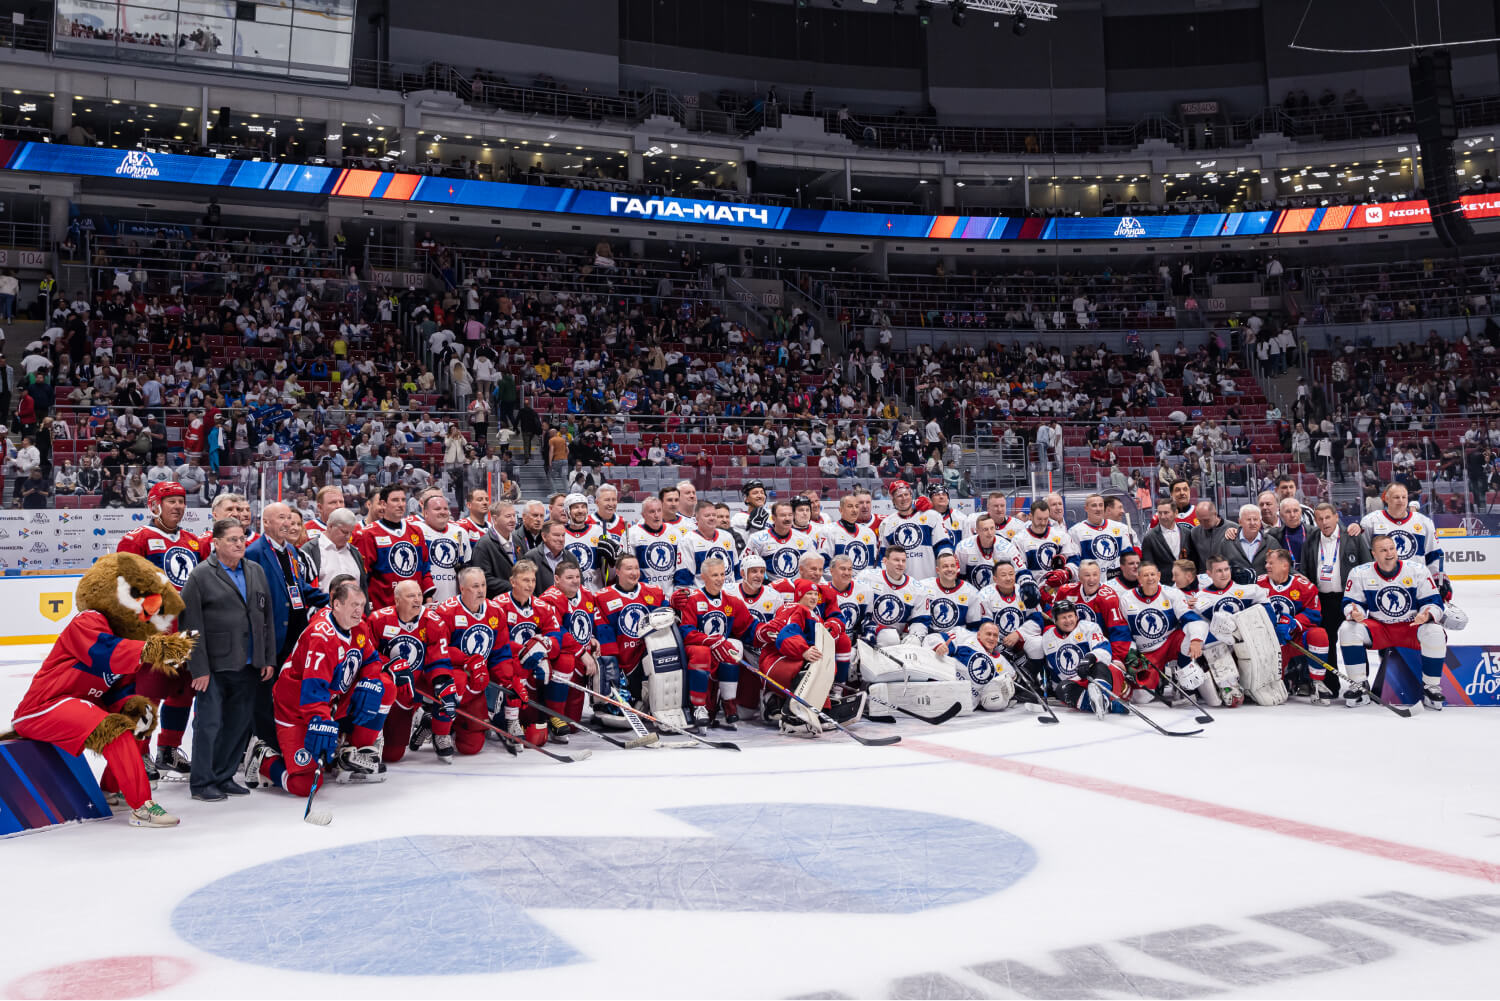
[39,593,73,623]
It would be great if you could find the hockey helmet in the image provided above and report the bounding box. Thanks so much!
[1051,598,1079,623]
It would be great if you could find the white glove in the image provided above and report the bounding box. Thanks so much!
[1210,610,1238,642]
[1176,659,1206,691]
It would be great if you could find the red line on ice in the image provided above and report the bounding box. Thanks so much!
[904,738,1500,884]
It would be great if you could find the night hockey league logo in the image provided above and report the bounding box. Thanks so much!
[643,542,676,574]
[566,610,592,645]
[385,634,425,671]
[429,537,459,569]
[387,541,420,578]
[847,545,870,570]
[163,546,198,588]
[706,547,732,569]
[1376,586,1413,618]
[335,648,362,693]
[837,600,861,630]
[874,594,906,624]
[1212,596,1246,616]
[616,603,650,639]
[929,598,960,630]
[892,523,923,551]
[968,563,993,589]
[1269,594,1297,620]
[1033,542,1060,568]
[509,621,540,647]
[698,610,729,637]
[1134,607,1170,642]
[1051,643,1084,680]
[1090,534,1119,561]
[771,547,800,579]
[1386,530,1418,559]
[1074,603,1100,625]
[966,650,998,686]
[459,624,497,660]
[565,542,596,570]
[993,606,1024,634]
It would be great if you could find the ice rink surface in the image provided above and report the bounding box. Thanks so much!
[2,584,1499,1000]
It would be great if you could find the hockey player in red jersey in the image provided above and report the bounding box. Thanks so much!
[414,568,508,760]
[115,480,204,779]
[1259,547,1332,702]
[1052,560,1133,660]
[771,550,854,686]
[367,580,429,763]
[593,554,668,718]
[351,485,434,610]
[536,561,600,740]
[246,579,391,794]
[492,559,566,746]
[756,579,846,703]
[672,556,756,730]
[3,553,197,827]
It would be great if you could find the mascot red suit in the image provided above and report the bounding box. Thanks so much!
[2,553,198,828]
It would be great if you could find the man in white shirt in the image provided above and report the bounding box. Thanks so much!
[1301,501,1371,641]
[307,508,364,592]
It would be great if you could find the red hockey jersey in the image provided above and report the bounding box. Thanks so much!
[420,595,507,684]
[351,519,434,609]
[1052,581,1133,660]
[272,608,384,724]
[116,523,204,591]
[538,585,597,655]
[593,583,667,661]
[672,586,755,645]
[11,611,155,725]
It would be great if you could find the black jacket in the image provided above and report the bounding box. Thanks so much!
[470,532,517,598]
[1298,528,1372,590]
[1140,524,1188,572]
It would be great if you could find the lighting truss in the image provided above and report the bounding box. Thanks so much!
[886,0,1059,19]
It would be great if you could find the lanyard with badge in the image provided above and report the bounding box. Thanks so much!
[1318,534,1338,584]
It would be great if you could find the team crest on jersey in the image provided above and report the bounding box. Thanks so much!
[429,537,459,569]
[874,594,906,624]
[617,604,650,639]
[336,648,362,693]
[1090,534,1119,560]
[929,599,959,629]
[1376,586,1413,618]
[847,546,870,570]
[707,547,731,568]
[566,610,592,644]
[387,541,419,578]
[1034,542,1060,567]
[163,546,197,588]
[509,621,539,646]
[965,650,997,686]
[459,624,497,659]
[1134,607,1170,642]
[1385,530,1417,559]
[565,542,596,570]
[1268,595,1296,619]
[1074,603,1100,625]
[1213,596,1245,616]
[771,547,800,578]
[385,634,424,670]
[993,606,1024,633]
[892,523,923,551]
[1052,643,1084,679]
[969,564,993,589]
[698,610,729,637]
[643,542,676,573]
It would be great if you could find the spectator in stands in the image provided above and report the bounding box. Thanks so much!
[10,436,39,478]
[19,467,48,508]
[546,426,569,487]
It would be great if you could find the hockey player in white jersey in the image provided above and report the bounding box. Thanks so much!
[878,479,954,580]
[560,493,605,584]
[954,513,1027,590]
[924,620,1017,711]
[1117,561,1207,699]
[1014,502,1079,582]
[855,547,924,646]
[675,503,740,589]
[819,494,880,573]
[731,554,788,632]
[1023,599,1129,717]
[729,480,771,536]
[925,484,968,539]
[416,492,472,602]
[977,562,1044,642]
[910,552,986,638]
[745,501,820,583]
[1067,494,1137,577]
[1353,483,1444,579]
[626,496,686,594]
[1192,555,1274,707]
[1338,534,1448,710]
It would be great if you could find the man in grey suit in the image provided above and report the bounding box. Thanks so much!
[1222,504,1274,579]
[1184,500,1241,575]
[521,519,569,593]
[180,518,275,802]
[1300,501,1372,640]
[469,500,519,597]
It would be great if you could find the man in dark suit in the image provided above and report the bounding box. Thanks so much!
[1300,501,1372,640]
[1266,495,1312,564]
[180,518,275,801]
[1184,500,1241,575]
[513,499,546,554]
[470,500,519,597]
[521,519,569,593]
[1140,496,1188,572]
[1222,503,1273,580]
[246,501,330,744]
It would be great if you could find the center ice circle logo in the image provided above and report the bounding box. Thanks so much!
[385,634,425,670]
[617,604,649,639]
[429,537,459,569]
[644,542,675,573]
[163,546,197,588]
[459,624,496,659]
[893,524,923,551]
[1135,607,1169,642]
[171,803,1037,977]
[1385,530,1417,559]
[387,541,419,578]
[1376,586,1413,618]
[874,594,905,624]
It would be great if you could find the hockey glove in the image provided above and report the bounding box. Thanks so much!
[347,676,386,726]
[1019,579,1041,609]
[390,664,416,709]
[1123,648,1150,683]
[304,715,340,765]
[430,674,459,722]
[1273,614,1294,645]
[747,506,770,532]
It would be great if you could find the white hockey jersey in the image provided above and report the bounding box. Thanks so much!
[1116,584,1207,653]
[1359,509,1443,573]
[675,528,740,589]
[953,534,1027,591]
[818,520,880,574]
[1014,524,1079,576]
[878,508,955,580]
[745,527,820,582]
[913,578,986,635]
[561,521,604,582]
[855,568,923,640]
[731,582,788,642]
[825,581,865,636]
[417,519,472,603]
[935,627,1013,701]
[1343,559,1444,625]
[626,521,686,593]
[990,514,1029,543]
[976,584,1038,637]
[1067,519,1135,574]
[1023,620,1113,684]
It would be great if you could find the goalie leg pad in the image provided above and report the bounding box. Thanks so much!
[1202,641,1243,706]
[869,679,976,718]
[1232,606,1288,706]
[641,624,690,731]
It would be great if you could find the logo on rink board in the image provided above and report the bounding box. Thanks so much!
[170,803,1034,976]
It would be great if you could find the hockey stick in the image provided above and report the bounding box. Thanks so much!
[452,706,594,762]
[1286,640,1412,718]
[1005,661,1061,725]
[744,663,901,746]
[1159,667,1215,725]
[864,692,963,725]
[1095,683,1203,737]
[557,676,741,751]
[303,762,332,826]
[500,686,657,749]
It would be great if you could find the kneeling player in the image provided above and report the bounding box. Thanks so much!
[594,554,668,718]
[248,578,391,792]
[1117,561,1206,702]
[368,579,428,763]
[417,568,509,760]
[1338,535,1448,710]
[1193,556,1273,707]
[673,557,755,730]
[1022,599,1127,717]
[756,580,850,733]
[923,620,1016,711]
